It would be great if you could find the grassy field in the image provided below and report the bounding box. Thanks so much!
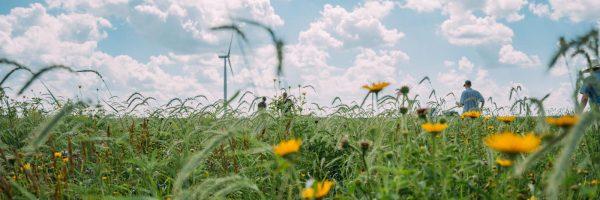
[0,93,599,199]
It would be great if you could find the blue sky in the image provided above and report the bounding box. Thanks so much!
[1,0,599,113]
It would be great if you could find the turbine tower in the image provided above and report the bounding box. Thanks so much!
[218,35,235,106]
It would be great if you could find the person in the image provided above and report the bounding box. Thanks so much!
[457,80,484,113]
[257,96,267,110]
[579,59,600,112]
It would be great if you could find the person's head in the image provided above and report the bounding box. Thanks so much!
[262,96,266,101]
[463,80,472,88]
[282,92,288,98]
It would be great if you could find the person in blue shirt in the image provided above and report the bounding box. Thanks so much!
[458,80,484,113]
[579,59,600,111]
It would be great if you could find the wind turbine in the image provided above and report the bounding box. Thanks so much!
[218,34,235,106]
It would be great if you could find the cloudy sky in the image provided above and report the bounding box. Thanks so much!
[1,0,599,112]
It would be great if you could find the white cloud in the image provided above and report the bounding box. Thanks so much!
[498,44,542,67]
[299,1,404,49]
[0,3,223,103]
[545,82,574,113]
[440,2,514,46]
[46,0,284,51]
[548,0,600,22]
[458,56,474,72]
[483,0,526,22]
[401,0,443,13]
[528,3,550,17]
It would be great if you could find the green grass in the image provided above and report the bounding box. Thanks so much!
[0,100,599,199]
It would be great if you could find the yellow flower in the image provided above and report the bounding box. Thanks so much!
[421,123,449,133]
[53,152,62,158]
[528,196,538,200]
[495,158,513,167]
[484,132,541,154]
[362,82,390,93]
[487,126,494,130]
[102,176,108,180]
[22,163,32,171]
[497,116,516,123]
[546,115,578,128]
[62,157,69,163]
[273,139,302,156]
[484,116,491,121]
[462,111,481,119]
[301,180,334,199]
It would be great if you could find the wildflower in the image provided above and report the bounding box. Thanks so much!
[102,176,108,180]
[359,140,371,152]
[528,196,538,200]
[399,107,408,115]
[399,85,410,95]
[484,116,491,121]
[22,163,32,171]
[487,126,494,130]
[301,180,334,199]
[54,152,62,158]
[546,115,578,128]
[497,116,516,123]
[62,157,69,163]
[462,111,481,119]
[484,132,541,154]
[591,179,599,186]
[416,108,428,119]
[273,139,302,156]
[495,158,513,167]
[338,135,350,150]
[362,82,390,93]
[421,123,449,134]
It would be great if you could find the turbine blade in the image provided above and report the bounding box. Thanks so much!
[228,58,234,76]
[227,33,233,56]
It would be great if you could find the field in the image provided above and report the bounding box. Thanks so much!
[0,89,599,200]
[1,20,600,200]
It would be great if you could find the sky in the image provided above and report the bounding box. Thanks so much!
[1,0,599,113]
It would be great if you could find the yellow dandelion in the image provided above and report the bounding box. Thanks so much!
[301,180,334,199]
[546,115,578,128]
[462,111,481,119]
[22,163,32,171]
[495,158,513,167]
[273,139,302,156]
[53,152,62,158]
[362,82,390,93]
[497,116,516,123]
[421,123,449,134]
[484,132,541,154]
[528,196,538,200]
